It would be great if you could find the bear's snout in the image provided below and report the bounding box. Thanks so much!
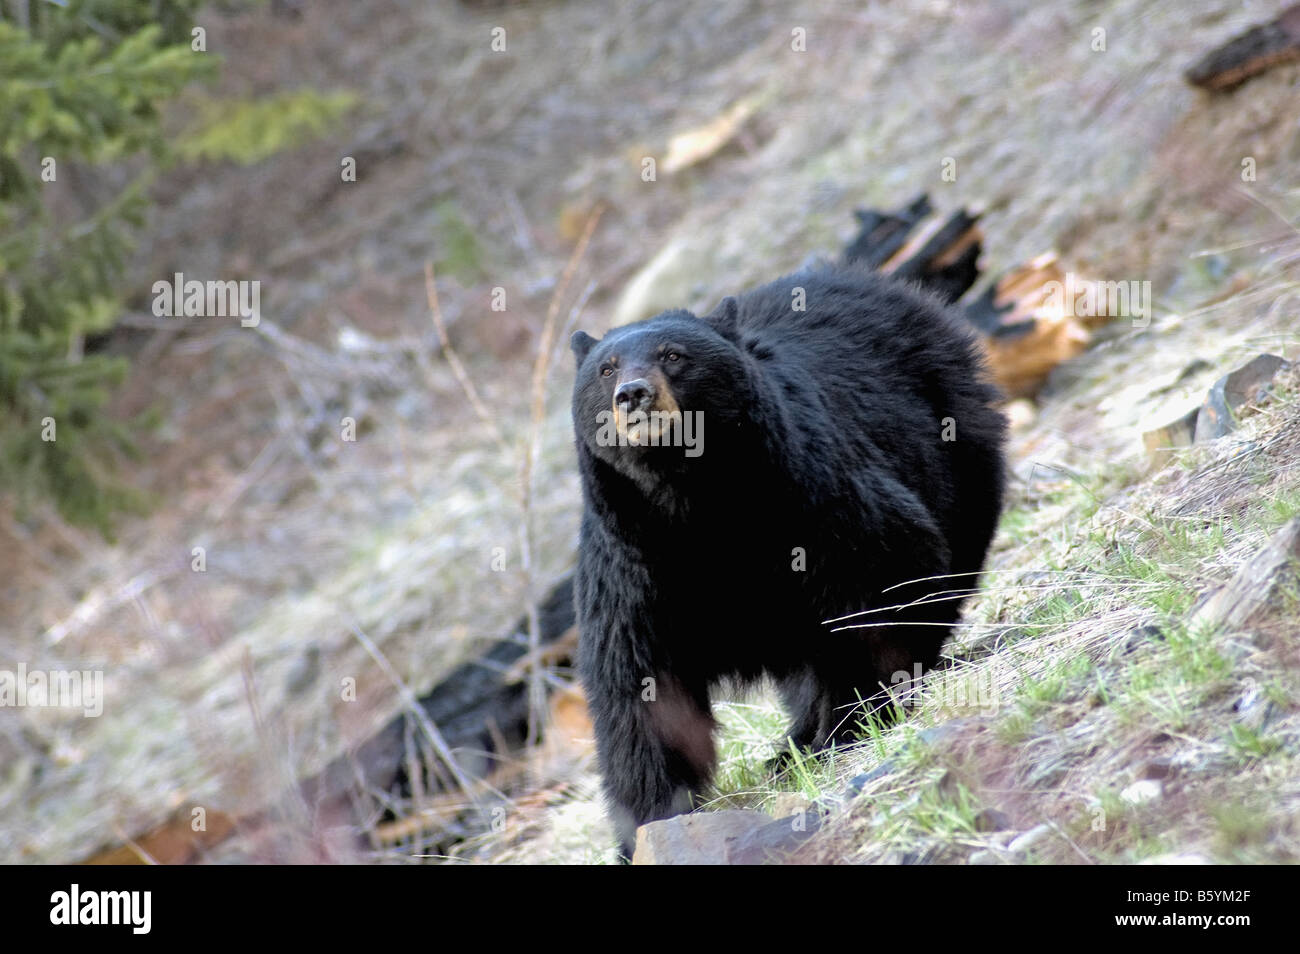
[615,377,655,412]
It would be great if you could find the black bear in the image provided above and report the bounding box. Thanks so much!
[569,263,1006,858]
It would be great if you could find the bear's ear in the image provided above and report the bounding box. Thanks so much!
[703,296,740,341]
[570,330,598,363]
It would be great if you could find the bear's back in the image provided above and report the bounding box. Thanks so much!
[732,265,981,387]
[728,263,1006,573]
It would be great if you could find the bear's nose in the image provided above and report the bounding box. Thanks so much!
[615,378,654,411]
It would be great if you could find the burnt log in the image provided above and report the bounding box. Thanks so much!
[1186,5,1300,91]
[840,195,983,304]
[300,574,577,816]
[887,208,984,304]
[841,193,933,269]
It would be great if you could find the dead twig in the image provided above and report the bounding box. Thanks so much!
[520,203,605,747]
[348,620,489,813]
[424,261,509,449]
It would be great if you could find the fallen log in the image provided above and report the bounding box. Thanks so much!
[299,573,579,814]
[884,208,984,305]
[842,194,983,304]
[840,200,1110,398]
[1186,4,1300,91]
[842,193,934,270]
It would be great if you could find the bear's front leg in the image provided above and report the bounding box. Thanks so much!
[584,671,716,861]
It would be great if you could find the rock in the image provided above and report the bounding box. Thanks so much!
[846,760,898,796]
[1193,385,1236,443]
[1192,517,1300,641]
[1003,398,1038,434]
[974,808,1013,833]
[1233,680,1276,731]
[1143,354,1289,463]
[968,831,1019,864]
[1193,354,1289,442]
[1120,779,1163,805]
[1185,4,1300,91]
[724,812,822,864]
[1119,624,1164,655]
[1142,406,1200,462]
[1007,822,1053,854]
[1234,680,1262,713]
[631,810,772,865]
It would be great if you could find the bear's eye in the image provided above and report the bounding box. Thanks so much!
[600,366,614,377]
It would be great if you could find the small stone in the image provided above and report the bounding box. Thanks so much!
[846,760,897,795]
[1193,354,1289,442]
[1007,822,1053,854]
[1141,353,1289,462]
[969,848,1008,865]
[1004,398,1038,433]
[974,808,1013,833]
[1234,682,1275,731]
[1119,624,1164,655]
[1142,406,1199,462]
[1120,779,1163,805]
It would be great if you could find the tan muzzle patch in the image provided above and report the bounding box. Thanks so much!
[612,368,682,446]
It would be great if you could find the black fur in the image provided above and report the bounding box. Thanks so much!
[569,263,1006,858]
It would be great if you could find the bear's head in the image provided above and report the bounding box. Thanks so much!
[570,298,748,472]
